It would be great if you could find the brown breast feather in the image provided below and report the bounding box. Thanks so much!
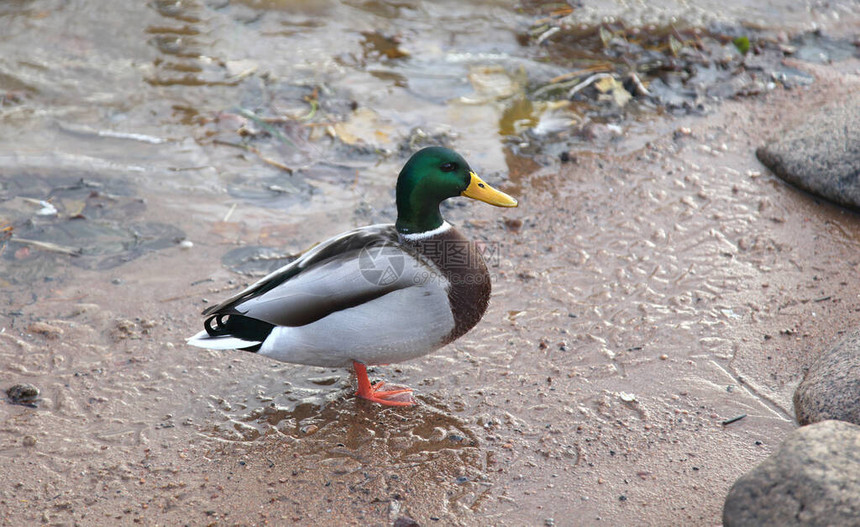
[407,228,491,345]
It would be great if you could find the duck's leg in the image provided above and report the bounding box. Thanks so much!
[352,361,415,406]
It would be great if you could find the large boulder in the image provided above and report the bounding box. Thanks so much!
[794,329,860,426]
[756,101,860,211]
[723,420,860,526]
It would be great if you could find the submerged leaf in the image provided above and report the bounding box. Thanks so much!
[361,31,409,60]
[599,26,613,48]
[733,36,751,55]
[669,35,684,57]
[462,66,521,104]
[330,108,395,147]
[594,76,632,107]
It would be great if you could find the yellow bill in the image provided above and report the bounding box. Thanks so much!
[461,172,518,207]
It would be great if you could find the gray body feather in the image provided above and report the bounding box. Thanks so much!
[186,224,456,367]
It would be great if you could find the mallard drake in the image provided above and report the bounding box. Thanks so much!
[187,147,517,406]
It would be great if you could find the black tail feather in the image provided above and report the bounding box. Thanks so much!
[204,314,275,352]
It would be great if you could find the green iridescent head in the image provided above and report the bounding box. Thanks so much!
[394,147,517,235]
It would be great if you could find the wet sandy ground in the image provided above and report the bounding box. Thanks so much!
[2,58,859,525]
[3,0,860,524]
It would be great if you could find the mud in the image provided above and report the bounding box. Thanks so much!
[2,64,858,524]
[2,0,860,525]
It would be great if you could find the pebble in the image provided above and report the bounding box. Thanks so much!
[393,516,420,527]
[300,424,319,435]
[22,435,36,447]
[7,383,40,405]
[27,321,63,339]
[503,218,523,232]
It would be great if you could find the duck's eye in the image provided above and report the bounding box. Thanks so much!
[440,162,457,172]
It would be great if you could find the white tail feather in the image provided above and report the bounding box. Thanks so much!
[186,330,260,351]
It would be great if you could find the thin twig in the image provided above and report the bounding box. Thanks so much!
[568,73,613,97]
[236,108,295,147]
[10,237,82,256]
[721,414,747,426]
[223,203,237,222]
[212,140,293,174]
[549,64,614,84]
[535,26,560,45]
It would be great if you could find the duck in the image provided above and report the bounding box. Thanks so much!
[187,146,517,406]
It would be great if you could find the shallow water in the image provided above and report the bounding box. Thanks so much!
[1,0,859,524]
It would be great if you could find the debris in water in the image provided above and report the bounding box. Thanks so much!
[36,201,58,216]
[360,31,410,60]
[212,139,294,174]
[57,122,168,144]
[521,12,854,132]
[10,238,82,256]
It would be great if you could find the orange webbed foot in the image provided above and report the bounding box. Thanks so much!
[352,361,416,407]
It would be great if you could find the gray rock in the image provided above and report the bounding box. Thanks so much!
[723,420,860,527]
[794,329,860,426]
[6,383,40,406]
[756,101,860,211]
